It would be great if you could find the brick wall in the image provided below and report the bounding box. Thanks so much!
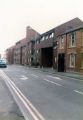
[66,29,83,72]
[6,46,15,64]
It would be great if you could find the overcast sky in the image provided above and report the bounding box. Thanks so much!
[0,0,83,55]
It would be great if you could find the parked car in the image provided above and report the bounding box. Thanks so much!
[0,59,7,68]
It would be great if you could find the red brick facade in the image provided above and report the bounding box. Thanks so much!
[13,26,40,65]
[6,18,83,73]
[6,46,15,64]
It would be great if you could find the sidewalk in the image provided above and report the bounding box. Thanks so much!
[0,76,25,120]
[32,67,83,80]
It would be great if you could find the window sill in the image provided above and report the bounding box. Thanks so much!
[59,47,64,49]
[80,67,83,69]
[68,46,76,48]
[69,66,75,68]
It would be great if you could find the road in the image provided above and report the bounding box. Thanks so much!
[0,65,83,120]
[0,68,25,120]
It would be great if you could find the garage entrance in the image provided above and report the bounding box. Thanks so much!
[58,54,65,72]
[41,47,53,67]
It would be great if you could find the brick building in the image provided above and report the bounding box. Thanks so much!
[14,38,27,65]
[65,25,83,72]
[6,46,15,64]
[13,26,40,65]
[6,18,83,73]
[35,18,83,72]
[25,27,40,66]
[35,29,55,67]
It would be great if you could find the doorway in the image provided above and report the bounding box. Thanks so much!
[58,54,65,72]
[41,47,53,67]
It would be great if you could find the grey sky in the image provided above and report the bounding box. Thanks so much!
[0,0,83,54]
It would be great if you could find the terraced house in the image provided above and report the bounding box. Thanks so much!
[66,25,83,72]
[6,17,83,73]
[35,17,83,72]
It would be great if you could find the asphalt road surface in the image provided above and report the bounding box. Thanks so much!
[0,65,83,120]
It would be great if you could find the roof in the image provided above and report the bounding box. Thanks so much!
[54,17,83,36]
[65,25,83,34]
[41,17,83,37]
[41,28,55,36]
[6,45,15,51]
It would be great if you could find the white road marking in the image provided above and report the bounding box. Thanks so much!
[44,79,63,87]
[74,90,83,95]
[0,70,45,120]
[47,75,62,80]
[31,74,39,78]
[20,75,28,80]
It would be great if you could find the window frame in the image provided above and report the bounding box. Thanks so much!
[70,32,76,47]
[69,53,76,68]
[59,36,64,49]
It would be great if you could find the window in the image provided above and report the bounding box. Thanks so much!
[36,40,39,44]
[69,53,76,67]
[52,33,54,38]
[81,53,83,68]
[46,35,48,40]
[49,33,54,38]
[36,50,38,53]
[70,32,76,47]
[41,36,45,41]
[30,58,31,62]
[60,36,64,49]
[30,50,31,54]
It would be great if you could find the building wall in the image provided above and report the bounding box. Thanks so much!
[6,46,15,64]
[21,45,26,65]
[26,26,40,42]
[34,30,55,67]
[14,41,21,64]
[13,26,40,65]
[66,29,83,72]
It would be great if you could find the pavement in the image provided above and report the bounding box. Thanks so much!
[0,72,25,120]
[31,67,83,80]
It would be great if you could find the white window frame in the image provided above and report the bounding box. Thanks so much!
[70,32,76,47]
[60,36,64,49]
[52,33,54,38]
[37,41,39,44]
[69,53,76,68]
[41,36,45,41]
[30,58,31,62]
[37,50,38,53]
[46,35,48,40]
[30,50,31,54]
[49,33,54,38]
